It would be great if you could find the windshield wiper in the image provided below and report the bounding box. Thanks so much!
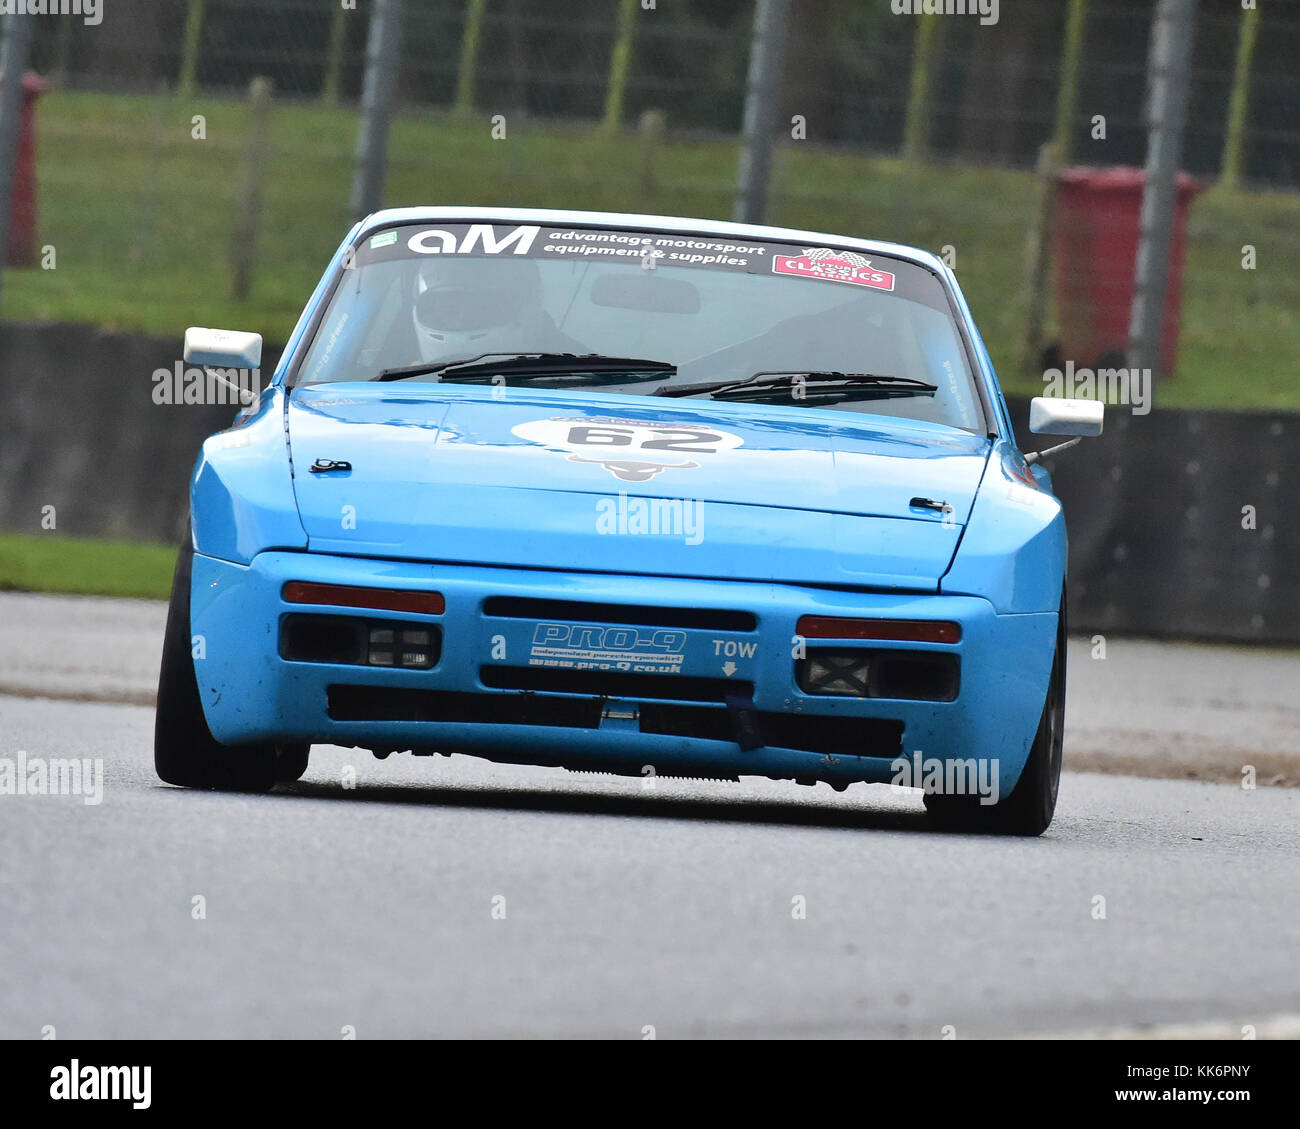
[653,370,938,402]
[376,353,676,384]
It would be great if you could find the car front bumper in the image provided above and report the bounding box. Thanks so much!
[190,550,1057,793]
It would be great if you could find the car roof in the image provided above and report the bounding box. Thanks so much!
[357,206,947,274]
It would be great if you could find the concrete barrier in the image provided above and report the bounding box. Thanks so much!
[2,323,1296,642]
[1010,399,1298,643]
[0,322,280,546]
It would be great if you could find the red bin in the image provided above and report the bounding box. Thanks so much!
[6,72,51,269]
[1051,166,1202,378]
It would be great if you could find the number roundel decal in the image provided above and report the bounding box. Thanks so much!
[511,417,744,482]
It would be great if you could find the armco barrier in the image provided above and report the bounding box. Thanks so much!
[1,323,1296,643]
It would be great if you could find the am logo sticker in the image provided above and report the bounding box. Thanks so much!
[772,247,896,291]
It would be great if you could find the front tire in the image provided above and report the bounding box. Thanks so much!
[925,597,1066,836]
[274,744,311,784]
[154,526,279,792]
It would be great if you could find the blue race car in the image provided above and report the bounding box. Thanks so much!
[156,208,1102,834]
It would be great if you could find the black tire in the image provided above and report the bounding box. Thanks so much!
[925,596,1066,836]
[154,526,279,792]
[274,743,311,784]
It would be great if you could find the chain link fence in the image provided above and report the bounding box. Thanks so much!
[4,0,1297,407]
[23,0,1300,185]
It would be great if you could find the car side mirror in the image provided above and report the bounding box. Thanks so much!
[1025,397,1103,464]
[1029,396,1104,437]
[184,327,263,370]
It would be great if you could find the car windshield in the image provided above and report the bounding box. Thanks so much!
[294,221,986,432]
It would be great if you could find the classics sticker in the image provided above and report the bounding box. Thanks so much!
[772,247,896,291]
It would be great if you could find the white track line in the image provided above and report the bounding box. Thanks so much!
[1036,1014,1300,1040]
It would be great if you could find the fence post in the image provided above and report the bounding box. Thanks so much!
[1052,0,1088,163]
[901,14,943,164]
[230,77,274,302]
[637,108,664,213]
[733,0,791,226]
[1220,2,1260,189]
[454,0,488,116]
[603,0,639,133]
[130,80,170,266]
[1017,0,1088,378]
[53,13,74,87]
[351,0,404,222]
[322,1,351,106]
[1128,0,1198,383]
[0,11,35,302]
[177,0,206,98]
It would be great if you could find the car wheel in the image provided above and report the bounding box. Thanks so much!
[925,594,1066,836]
[274,743,311,783]
[154,524,278,792]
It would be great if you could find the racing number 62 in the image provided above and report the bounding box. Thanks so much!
[566,426,724,453]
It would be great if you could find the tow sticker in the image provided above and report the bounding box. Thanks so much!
[772,247,896,291]
[511,417,744,482]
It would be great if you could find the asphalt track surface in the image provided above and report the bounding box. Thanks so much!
[1,593,1297,1038]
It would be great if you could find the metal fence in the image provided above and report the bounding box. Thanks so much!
[3,0,1296,407]
[23,0,1300,187]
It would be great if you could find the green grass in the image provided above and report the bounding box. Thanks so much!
[3,89,1299,410]
[0,532,175,600]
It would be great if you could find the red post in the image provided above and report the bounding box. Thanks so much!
[6,72,51,269]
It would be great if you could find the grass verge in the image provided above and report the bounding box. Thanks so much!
[0,532,175,601]
[2,90,1297,408]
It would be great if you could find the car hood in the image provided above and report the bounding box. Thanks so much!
[285,384,990,589]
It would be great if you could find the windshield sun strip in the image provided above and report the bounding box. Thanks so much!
[282,223,993,436]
